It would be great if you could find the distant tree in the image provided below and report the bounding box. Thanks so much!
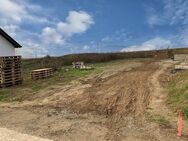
[45,55,51,58]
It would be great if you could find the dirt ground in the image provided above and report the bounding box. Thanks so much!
[0,59,187,141]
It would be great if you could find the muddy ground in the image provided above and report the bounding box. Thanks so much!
[0,59,187,141]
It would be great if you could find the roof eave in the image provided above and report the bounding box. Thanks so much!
[0,28,22,48]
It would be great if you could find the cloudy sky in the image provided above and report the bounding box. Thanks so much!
[0,0,188,58]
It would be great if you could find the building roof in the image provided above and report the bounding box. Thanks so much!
[0,28,22,48]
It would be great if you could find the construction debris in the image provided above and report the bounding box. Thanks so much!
[72,62,93,70]
[80,66,93,70]
[0,56,22,88]
[72,62,85,69]
[31,68,53,80]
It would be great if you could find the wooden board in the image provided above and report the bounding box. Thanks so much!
[0,56,22,88]
[31,68,53,80]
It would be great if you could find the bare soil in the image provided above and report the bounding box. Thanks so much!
[0,59,187,141]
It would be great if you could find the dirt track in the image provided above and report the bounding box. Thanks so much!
[0,60,186,141]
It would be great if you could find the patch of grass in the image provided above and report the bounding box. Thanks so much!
[146,112,171,128]
[166,70,188,118]
[183,107,188,117]
[59,67,94,78]
[174,61,181,66]
[31,84,42,92]
[0,90,9,101]
[0,89,21,102]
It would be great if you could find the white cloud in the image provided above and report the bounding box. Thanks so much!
[121,37,172,52]
[163,0,188,25]
[101,29,132,44]
[0,0,25,24]
[42,11,94,45]
[0,0,49,25]
[147,15,165,27]
[101,37,111,42]
[83,45,90,50]
[179,28,188,46]
[146,0,188,48]
[57,11,94,37]
[2,25,20,37]
[0,0,60,58]
[0,1,94,57]
[42,27,64,45]
[147,0,188,26]
[16,40,48,58]
[16,48,36,58]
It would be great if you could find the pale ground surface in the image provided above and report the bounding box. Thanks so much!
[0,127,53,141]
[0,59,187,141]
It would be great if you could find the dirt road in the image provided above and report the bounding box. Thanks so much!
[0,60,186,141]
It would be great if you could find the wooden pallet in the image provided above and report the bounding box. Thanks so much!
[0,56,21,59]
[0,56,22,88]
[31,68,53,80]
[0,81,22,88]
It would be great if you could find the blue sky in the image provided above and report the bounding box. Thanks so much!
[0,0,188,58]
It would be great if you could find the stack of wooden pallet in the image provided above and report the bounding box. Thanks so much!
[31,68,53,80]
[0,56,22,88]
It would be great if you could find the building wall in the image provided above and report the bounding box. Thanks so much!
[0,35,15,56]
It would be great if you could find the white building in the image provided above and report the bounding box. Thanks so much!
[0,28,22,57]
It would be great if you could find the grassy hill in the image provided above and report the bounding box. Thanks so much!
[22,47,188,71]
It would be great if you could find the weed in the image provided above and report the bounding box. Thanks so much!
[0,95,8,101]
[31,84,42,92]
[146,112,171,128]
[183,107,188,117]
